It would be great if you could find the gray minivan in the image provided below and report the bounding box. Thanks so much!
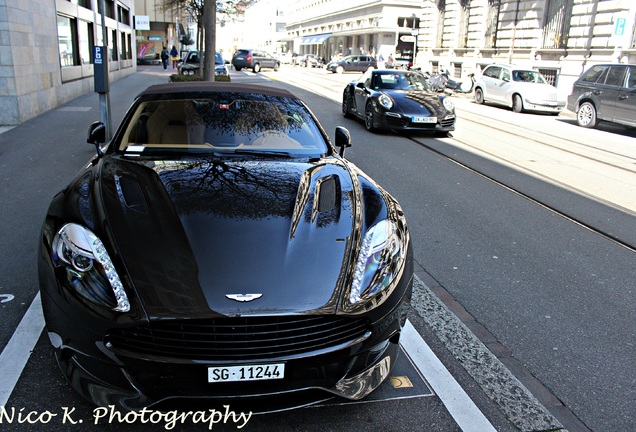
[567,64,636,128]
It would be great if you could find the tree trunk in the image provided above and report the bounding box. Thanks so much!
[202,0,216,81]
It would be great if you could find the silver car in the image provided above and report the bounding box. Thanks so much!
[474,64,565,114]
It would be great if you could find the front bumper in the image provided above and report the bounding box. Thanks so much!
[378,110,456,131]
[523,99,566,113]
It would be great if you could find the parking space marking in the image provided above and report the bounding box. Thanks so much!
[401,321,497,432]
[0,292,44,407]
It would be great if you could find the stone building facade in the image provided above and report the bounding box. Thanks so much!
[1,0,136,127]
[285,0,636,97]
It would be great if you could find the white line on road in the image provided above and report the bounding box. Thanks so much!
[400,320,497,432]
[0,292,45,407]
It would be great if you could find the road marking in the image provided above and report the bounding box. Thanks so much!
[401,320,497,432]
[0,292,45,407]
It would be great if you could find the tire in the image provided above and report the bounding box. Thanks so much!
[274,63,280,71]
[235,66,242,71]
[336,66,344,74]
[576,101,599,128]
[512,94,524,113]
[253,63,261,73]
[474,87,485,104]
[364,102,376,132]
[342,92,354,119]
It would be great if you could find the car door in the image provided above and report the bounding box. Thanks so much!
[613,65,636,127]
[480,66,502,102]
[490,67,510,103]
[353,70,373,114]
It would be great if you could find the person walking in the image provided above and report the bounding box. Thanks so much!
[160,46,170,70]
[170,45,179,70]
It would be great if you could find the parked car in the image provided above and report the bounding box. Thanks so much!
[231,49,280,72]
[342,69,456,134]
[38,82,413,413]
[567,63,636,129]
[474,64,565,114]
[326,55,377,73]
[178,50,228,77]
[297,54,322,68]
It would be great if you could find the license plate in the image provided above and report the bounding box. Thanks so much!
[412,116,437,123]
[208,363,285,383]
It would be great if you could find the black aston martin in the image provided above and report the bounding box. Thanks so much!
[38,82,413,412]
[342,69,456,134]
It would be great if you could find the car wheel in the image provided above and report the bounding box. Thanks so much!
[474,88,485,104]
[342,92,353,119]
[576,101,599,128]
[235,66,242,71]
[512,94,524,113]
[336,66,344,74]
[253,63,261,73]
[365,102,376,132]
[274,63,280,71]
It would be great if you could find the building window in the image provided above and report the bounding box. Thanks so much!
[118,5,130,26]
[458,2,470,48]
[57,15,79,67]
[98,0,115,19]
[485,0,500,48]
[78,20,94,65]
[77,0,90,9]
[436,0,446,48]
[120,31,132,60]
[110,29,118,60]
[542,0,573,49]
[538,68,558,86]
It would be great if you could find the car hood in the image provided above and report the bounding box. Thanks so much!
[385,90,445,116]
[97,156,369,319]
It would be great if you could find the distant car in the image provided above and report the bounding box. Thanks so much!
[38,82,413,412]
[567,63,636,128]
[231,49,280,72]
[326,55,377,74]
[342,69,456,134]
[298,54,322,68]
[275,52,293,64]
[179,51,228,77]
[474,64,565,114]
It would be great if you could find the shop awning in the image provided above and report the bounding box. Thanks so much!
[300,33,332,45]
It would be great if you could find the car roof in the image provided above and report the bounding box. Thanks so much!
[137,82,297,100]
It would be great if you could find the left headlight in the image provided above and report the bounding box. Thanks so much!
[378,94,393,110]
[441,96,455,111]
[349,219,407,308]
[52,223,130,312]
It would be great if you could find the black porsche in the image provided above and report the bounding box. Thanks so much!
[38,82,413,412]
[342,69,456,134]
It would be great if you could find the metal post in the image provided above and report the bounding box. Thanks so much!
[98,0,112,140]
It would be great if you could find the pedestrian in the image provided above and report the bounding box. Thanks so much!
[160,46,169,70]
[170,45,179,70]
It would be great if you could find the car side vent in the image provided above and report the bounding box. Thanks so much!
[317,176,337,212]
[116,176,148,214]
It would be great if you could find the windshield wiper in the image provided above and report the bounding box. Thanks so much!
[215,149,295,158]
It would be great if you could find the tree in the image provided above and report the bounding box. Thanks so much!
[160,0,258,81]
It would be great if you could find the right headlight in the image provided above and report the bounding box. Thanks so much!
[52,223,130,312]
[348,219,407,308]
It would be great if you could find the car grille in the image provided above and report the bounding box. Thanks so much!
[440,116,456,128]
[106,316,370,361]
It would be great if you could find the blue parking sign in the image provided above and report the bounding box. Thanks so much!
[614,17,626,36]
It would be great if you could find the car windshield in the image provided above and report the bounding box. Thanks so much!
[373,72,431,91]
[117,93,329,157]
[512,70,547,84]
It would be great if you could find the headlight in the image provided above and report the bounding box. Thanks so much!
[378,94,393,109]
[442,97,455,111]
[52,223,130,312]
[349,219,406,306]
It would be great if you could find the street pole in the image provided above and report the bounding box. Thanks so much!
[96,0,112,140]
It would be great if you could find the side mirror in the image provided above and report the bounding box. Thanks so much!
[87,121,106,156]
[335,126,351,157]
[356,82,366,89]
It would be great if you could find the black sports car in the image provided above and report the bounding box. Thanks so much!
[342,69,456,134]
[38,82,413,412]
